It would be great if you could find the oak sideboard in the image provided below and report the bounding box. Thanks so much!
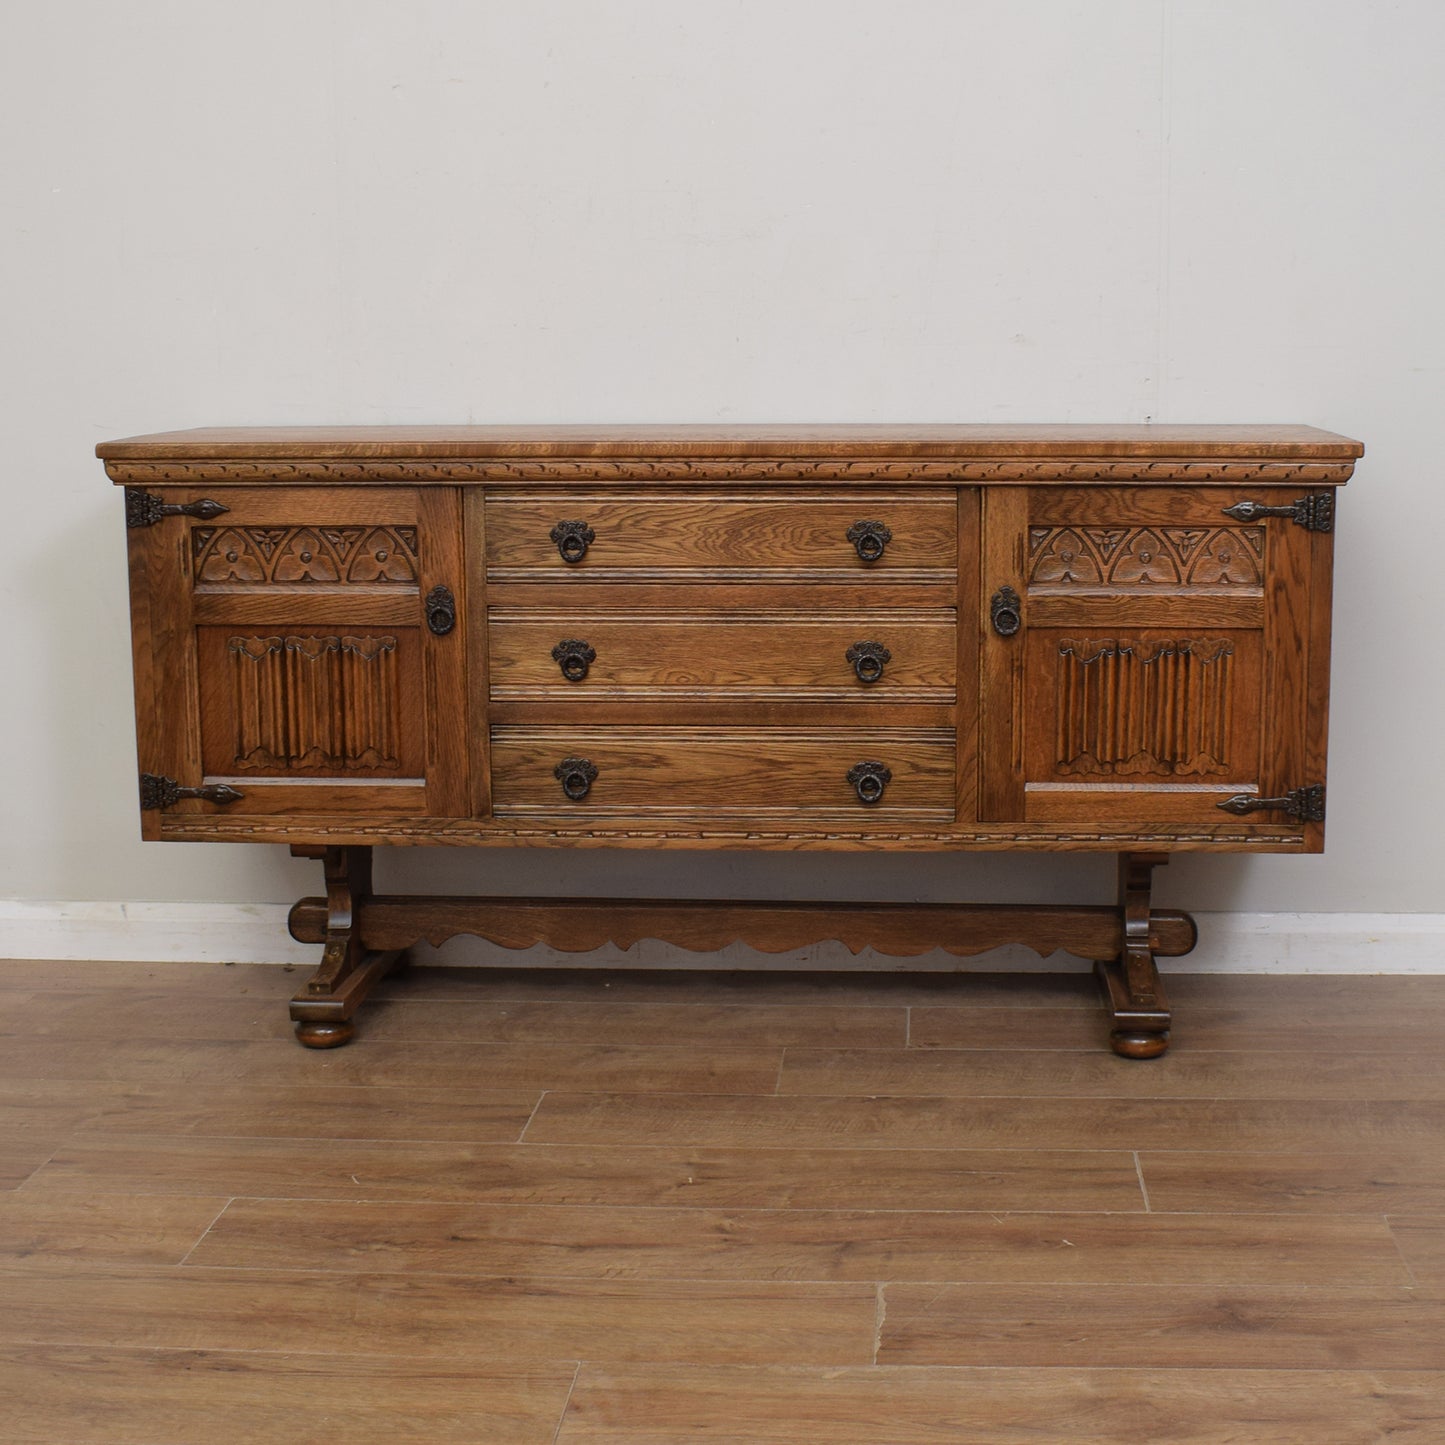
[101,424,1361,1056]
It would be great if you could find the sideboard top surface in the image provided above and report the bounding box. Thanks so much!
[98,423,1364,464]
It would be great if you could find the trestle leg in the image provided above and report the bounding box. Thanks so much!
[1094,851,1176,1059]
[288,845,405,1048]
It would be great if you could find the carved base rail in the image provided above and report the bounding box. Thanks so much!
[285,846,1192,1056]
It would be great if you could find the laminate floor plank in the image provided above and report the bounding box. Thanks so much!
[0,991,292,1040]
[1165,974,1445,1011]
[912,1002,1445,1053]
[23,1134,1147,1212]
[0,1130,61,1190]
[0,1036,781,1094]
[879,1283,1445,1368]
[0,1266,876,1365]
[0,1191,226,1268]
[377,966,1101,1009]
[781,1046,1445,1100]
[526,1090,1445,1155]
[554,1363,1445,1444]
[0,1344,578,1445]
[0,990,911,1050]
[904,1006,1107,1049]
[1389,1218,1445,1295]
[6,1079,543,1143]
[186,1200,1408,1286]
[1143,1152,1445,1215]
[0,1080,130,1136]
[360,997,909,1048]
[0,959,302,996]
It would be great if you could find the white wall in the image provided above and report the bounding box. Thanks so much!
[3,1,1442,940]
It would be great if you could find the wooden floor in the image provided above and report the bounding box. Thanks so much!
[2,959,1444,1442]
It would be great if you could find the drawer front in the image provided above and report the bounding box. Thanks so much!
[490,727,956,818]
[484,492,957,581]
[488,611,956,702]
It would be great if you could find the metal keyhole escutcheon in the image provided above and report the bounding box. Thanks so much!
[990,585,1022,637]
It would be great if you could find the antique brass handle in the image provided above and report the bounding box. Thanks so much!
[846,519,892,562]
[846,761,892,805]
[550,520,595,563]
[554,756,598,800]
[846,641,891,684]
[552,639,596,682]
[424,585,456,636]
[990,585,1022,637]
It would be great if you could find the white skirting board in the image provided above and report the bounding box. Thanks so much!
[0,901,1441,973]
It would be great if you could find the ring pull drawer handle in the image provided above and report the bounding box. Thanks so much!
[552,639,596,682]
[554,756,598,800]
[846,761,892,805]
[846,641,891,684]
[550,520,595,563]
[990,585,1022,637]
[846,519,892,563]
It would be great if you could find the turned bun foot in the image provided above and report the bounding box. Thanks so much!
[1110,1029,1169,1060]
[295,1020,355,1049]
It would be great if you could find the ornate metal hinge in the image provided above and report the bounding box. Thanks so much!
[1220,492,1334,532]
[125,490,230,528]
[1216,784,1325,823]
[424,584,456,636]
[140,773,245,810]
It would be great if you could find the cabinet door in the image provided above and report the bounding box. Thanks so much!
[128,486,467,828]
[978,486,1333,842]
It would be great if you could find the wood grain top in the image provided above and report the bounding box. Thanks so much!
[97,423,1363,461]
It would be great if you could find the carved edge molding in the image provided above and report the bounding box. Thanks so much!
[158,819,1300,846]
[106,457,1358,484]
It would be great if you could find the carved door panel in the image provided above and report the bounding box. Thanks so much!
[978,486,1333,842]
[128,486,467,828]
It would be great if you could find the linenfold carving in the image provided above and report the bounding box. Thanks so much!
[1055,638,1236,776]
[228,634,400,769]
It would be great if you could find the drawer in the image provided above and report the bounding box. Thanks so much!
[484,491,957,581]
[488,610,956,701]
[490,727,956,818]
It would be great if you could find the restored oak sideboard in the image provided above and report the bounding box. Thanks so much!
[101,424,1361,1056]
